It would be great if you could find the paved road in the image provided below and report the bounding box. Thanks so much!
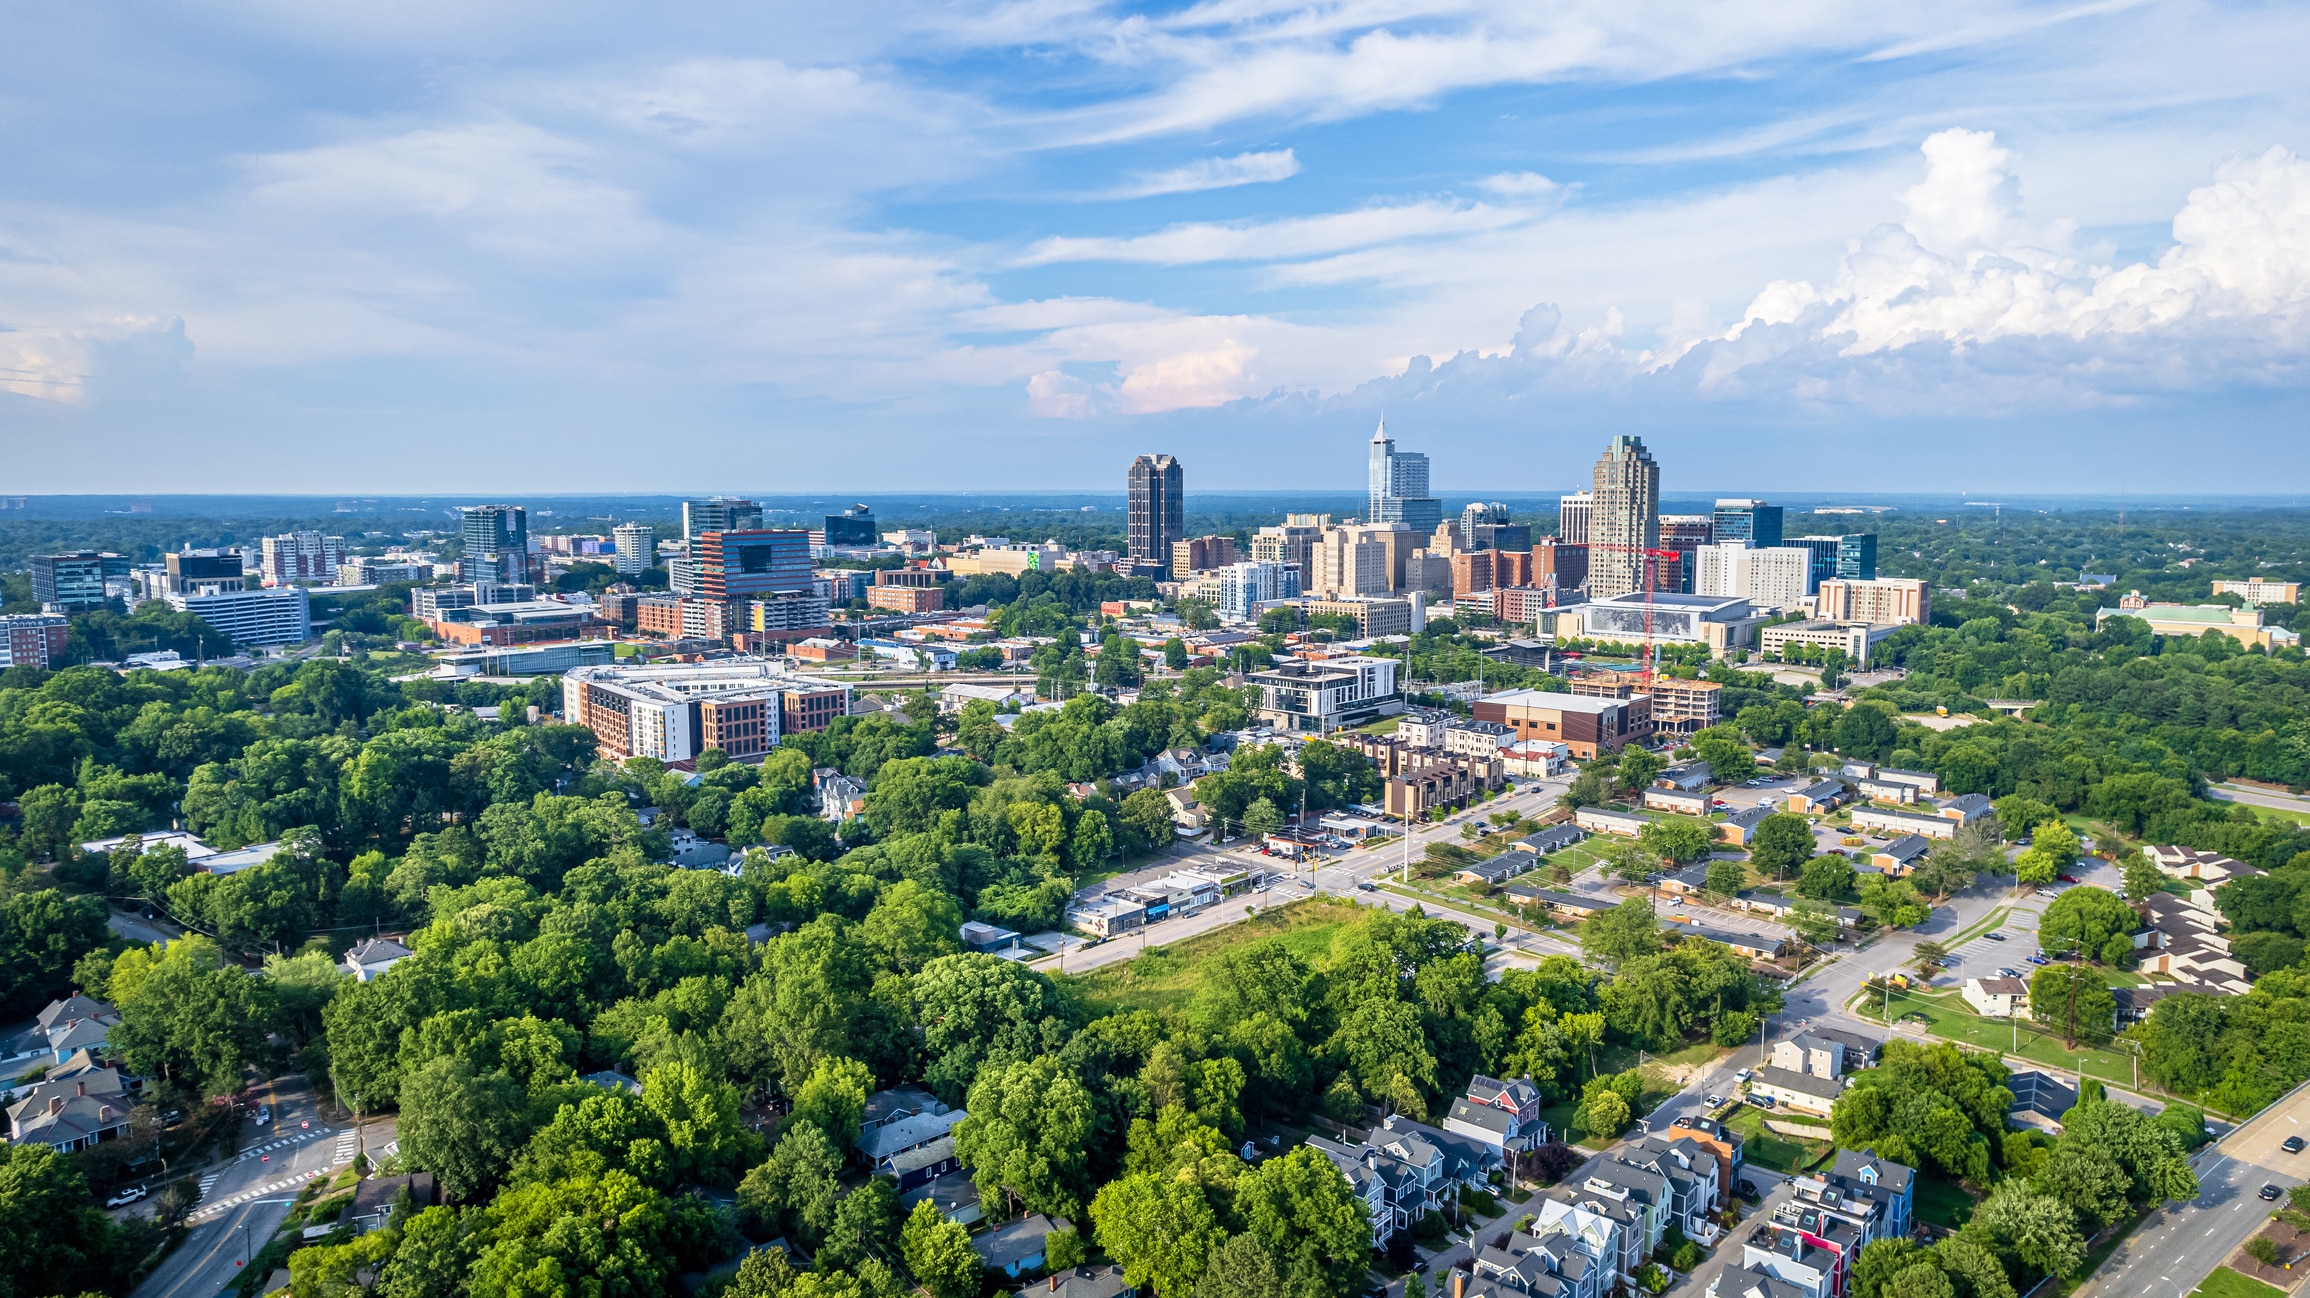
[108,908,182,946]
[2075,1079,2310,1298]
[128,1080,390,1298]
[2209,782,2310,815]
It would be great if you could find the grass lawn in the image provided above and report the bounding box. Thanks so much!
[1859,990,2147,1091]
[1052,896,1368,1016]
[2189,1268,2288,1298]
[1912,1174,1978,1230]
[1357,716,1403,735]
[1719,1104,1832,1174]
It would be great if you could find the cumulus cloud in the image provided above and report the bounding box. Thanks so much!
[1108,149,1301,198]
[1720,129,2310,366]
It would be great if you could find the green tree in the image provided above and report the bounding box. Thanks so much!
[789,1055,876,1148]
[818,1177,899,1275]
[397,1056,533,1203]
[1163,638,1189,670]
[1577,1085,1631,1139]
[911,953,1063,1104]
[2026,965,2115,1050]
[954,1055,1096,1219]
[0,888,108,1013]
[1090,1169,1229,1298]
[2013,847,2058,887]
[1241,797,1284,840]
[1195,1233,1283,1298]
[1749,814,1816,879]
[1705,860,1748,896]
[2037,886,2136,965]
[641,1058,760,1188]
[1798,856,1858,900]
[1640,816,1714,865]
[1963,1181,2085,1278]
[1235,1145,1374,1298]
[107,935,279,1095]
[738,1124,844,1246]
[1580,898,1661,969]
[858,879,962,974]
[1120,788,1177,853]
[0,1142,127,1298]
[900,1200,981,1298]
[726,1247,798,1298]
[1324,998,1437,1117]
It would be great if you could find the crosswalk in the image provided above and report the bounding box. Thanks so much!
[186,1126,361,1223]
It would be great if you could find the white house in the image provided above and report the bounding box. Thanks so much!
[343,937,413,982]
[1963,976,2028,1018]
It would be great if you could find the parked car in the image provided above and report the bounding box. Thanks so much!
[1997,967,2021,978]
[1706,1094,1726,1106]
[2026,954,2050,965]
[104,1185,147,1208]
[1734,1069,1753,1082]
[1983,932,2005,941]
[2056,873,2080,884]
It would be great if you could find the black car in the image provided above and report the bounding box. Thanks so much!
[2286,1136,2306,1154]
[2262,1183,2284,1201]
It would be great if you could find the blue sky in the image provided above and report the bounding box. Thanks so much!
[2,0,2307,494]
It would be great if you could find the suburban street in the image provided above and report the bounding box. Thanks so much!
[2074,1079,2310,1298]
[2209,782,2310,816]
[128,1079,391,1298]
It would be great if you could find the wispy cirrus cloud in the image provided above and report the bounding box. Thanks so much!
[1104,148,1301,198]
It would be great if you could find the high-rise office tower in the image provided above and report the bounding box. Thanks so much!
[1789,533,1879,582]
[1367,419,1442,534]
[260,531,346,586]
[1127,454,1184,572]
[1658,515,1715,594]
[1557,491,1594,544]
[32,552,131,612]
[822,504,877,547]
[683,497,764,543]
[1461,501,1509,536]
[612,523,656,577]
[1587,436,1661,599]
[1711,499,1783,550]
[460,505,530,585]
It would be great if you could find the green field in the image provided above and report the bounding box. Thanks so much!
[1053,896,1369,1016]
[1857,989,2147,1092]
[2189,1268,2287,1298]
[1719,1104,1832,1174]
[1913,1174,1978,1229]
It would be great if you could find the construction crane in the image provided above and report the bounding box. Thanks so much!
[1583,542,1686,686]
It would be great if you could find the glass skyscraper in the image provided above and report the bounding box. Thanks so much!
[1367,418,1442,533]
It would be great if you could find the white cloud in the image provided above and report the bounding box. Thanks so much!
[1724,130,2310,361]
[1108,148,1301,198]
[1476,171,1560,198]
[1016,197,1537,265]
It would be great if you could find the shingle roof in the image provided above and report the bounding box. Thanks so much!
[1754,1065,1843,1099]
[859,1108,965,1161]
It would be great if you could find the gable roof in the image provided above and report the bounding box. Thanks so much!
[345,937,412,966]
[36,995,114,1032]
[859,1107,965,1161]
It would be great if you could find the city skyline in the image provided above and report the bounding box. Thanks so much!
[1,5,2307,492]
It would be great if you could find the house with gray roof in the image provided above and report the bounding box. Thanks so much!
[1017,1265,1134,1298]
[1514,824,1587,855]
[889,1134,960,1191]
[974,1213,1070,1277]
[858,1107,966,1173]
[1783,781,1849,814]
[1718,804,1775,845]
[899,1167,984,1228]
[7,1067,131,1151]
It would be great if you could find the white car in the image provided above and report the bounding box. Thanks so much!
[1734,1069,1753,1082]
[105,1185,148,1208]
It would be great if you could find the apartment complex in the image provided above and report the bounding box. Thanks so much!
[1815,577,1929,627]
[259,531,345,586]
[1586,436,1661,598]
[1126,454,1184,573]
[0,613,71,670]
[2212,578,2300,604]
[1696,544,1812,611]
[459,505,530,585]
[563,661,852,763]
[1246,655,1402,732]
[1475,688,1651,758]
[611,523,655,576]
[170,586,312,647]
[1169,535,1237,575]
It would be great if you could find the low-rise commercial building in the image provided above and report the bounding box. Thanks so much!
[1475,689,1651,758]
[1247,655,1401,732]
[562,661,850,764]
[2098,597,2300,651]
[1760,620,1897,666]
[432,598,601,646]
[0,613,71,670]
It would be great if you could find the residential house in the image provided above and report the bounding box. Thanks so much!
[2112,985,2170,1029]
[1574,807,1648,838]
[579,1069,642,1093]
[342,937,413,983]
[1871,768,1940,795]
[899,1168,985,1228]
[32,995,118,1066]
[1467,1228,1604,1298]
[1531,1188,1647,1291]
[1782,781,1849,814]
[861,1086,947,1134]
[1963,977,2028,1018]
[1372,1113,1505,1193]
[1655,762,1715,792]
[1447,1075,1552,1154]
[1657,863,1714,897]
[1718,805,1773,846]
[1853,776,1918,804]
[1504,887,1613,920]
[1512,824,1586,855]
[1934,793,1993,827]
[2147,845,2258,886]
[2131,893,2251,993]
[1458,854,1545,887]
[348,1172,436,1235]
[1849,807,1961,841]
[815,770,868,822]
[1750,1030,1879,1116]
[1019,1265,1135,1298]
[7,1066,132,1150]
[1676,924,1787,962]
[857,1093,966,1175]
[1733,1224,1842,1298]
[1504,739,1573,777]
[1617,1134,1727,1246]
[889,1134,960,1191]
[1869,836,1931,876]
[1733,1151,1913,1298]
[974,1213,1070,1278]
[1643,788,1711,815]
[1306,1132,1437,1239]
[1661,1115,1746,1200]
[2005,1071,2078,1133]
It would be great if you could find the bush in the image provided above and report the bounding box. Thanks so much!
[1670,1240,1703,1271]
[2245,1236,2281,1266]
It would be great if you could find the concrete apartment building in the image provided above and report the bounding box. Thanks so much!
[2211,578,2300,604]
[0,613,71,669]
[260,531,345,586]
[1247,655,1402,732]
[611,523,655,576]
[1558,491,1594,544]
[1696,543,1813,611]
[1761,620,1897,665]
[1814,577,1929,627]
[563,660,852,764]
[1169,535,1238,575]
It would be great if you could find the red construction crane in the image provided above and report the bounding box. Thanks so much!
[1582,542,1686,686]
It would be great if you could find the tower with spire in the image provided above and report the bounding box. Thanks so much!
[1365,416,1440,533]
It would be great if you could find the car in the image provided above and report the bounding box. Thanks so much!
[1749,1094,1776,1109]
[256,1106,272,1126]
[2057,873,2080,884]
[2263,1183,2284,1201]
[1737,1180,1759,1198]
[2014,836,2032,847]
[104,1185,147,1208]
[1413,1261,1430,1274]
[1706,1094,1726,1106]
[2027,954,2050,965]
[1983,932,2005,941]
[2286,1136,2306,1154]
[1734,1069,1753,1082]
